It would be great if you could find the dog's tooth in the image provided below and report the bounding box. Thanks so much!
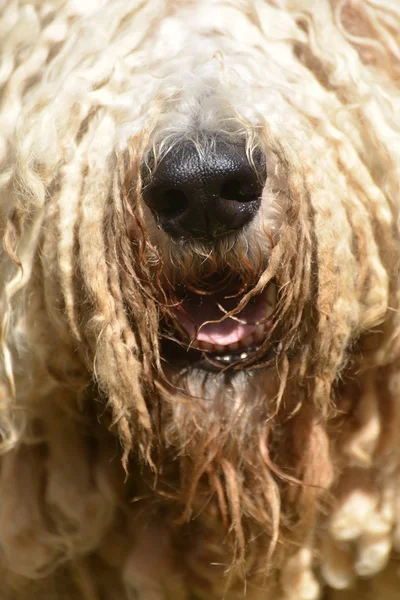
[229,342,239,352]
[240,352,248,359]
[220,355,233,363]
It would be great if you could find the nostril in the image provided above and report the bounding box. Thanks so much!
[150,188,189,221]
[220,176,261,203]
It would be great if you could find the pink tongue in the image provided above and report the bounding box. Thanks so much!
[173,291,267,346]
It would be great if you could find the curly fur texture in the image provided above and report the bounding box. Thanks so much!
[1,1,400,599]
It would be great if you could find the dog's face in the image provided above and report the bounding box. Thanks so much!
[1,1,400,596]
[92,2,396,576]
[121,6,320,384]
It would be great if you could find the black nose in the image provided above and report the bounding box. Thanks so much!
[141,137,266,240]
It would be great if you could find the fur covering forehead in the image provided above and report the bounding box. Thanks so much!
[1,1,400,599]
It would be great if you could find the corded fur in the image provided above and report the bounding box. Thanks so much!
[0,1,400,599]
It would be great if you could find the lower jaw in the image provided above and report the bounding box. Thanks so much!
[160,337,272,372]
[201,344,267,368]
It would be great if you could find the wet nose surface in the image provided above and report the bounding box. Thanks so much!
[141,138,266,240]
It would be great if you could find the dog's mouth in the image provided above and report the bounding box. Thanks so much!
[161,276,277,369]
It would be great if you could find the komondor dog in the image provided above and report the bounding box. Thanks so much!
[1,0,400,598]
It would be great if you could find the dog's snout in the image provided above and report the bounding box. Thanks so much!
[142,138,266,240]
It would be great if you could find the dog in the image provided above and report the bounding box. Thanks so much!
[1,0,400,598]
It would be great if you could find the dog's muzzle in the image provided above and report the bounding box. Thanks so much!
[141,135,274,369]
[142,136,266,240]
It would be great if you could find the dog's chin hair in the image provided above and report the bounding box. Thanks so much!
[150,362,333,593]
[154,367,283,557]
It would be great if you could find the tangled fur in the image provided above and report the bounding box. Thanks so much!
[1,0,400,598]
